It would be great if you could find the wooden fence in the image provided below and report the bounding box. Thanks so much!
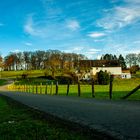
[8,78,114,99]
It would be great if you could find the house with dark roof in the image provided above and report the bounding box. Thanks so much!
[79,60,131,79]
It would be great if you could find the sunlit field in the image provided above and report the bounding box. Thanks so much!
[9,78,140,100]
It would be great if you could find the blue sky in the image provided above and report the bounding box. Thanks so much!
[0,0,140,59]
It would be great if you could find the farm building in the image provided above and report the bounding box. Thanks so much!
[79,60,131,79]
[91,67,122,76]
[121,70,131,79]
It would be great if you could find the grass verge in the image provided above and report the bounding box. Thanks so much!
[0,95,86,140]
[0,95,116,140]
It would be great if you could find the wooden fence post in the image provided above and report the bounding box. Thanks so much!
[78,82,81,97]
[40,83,42,94]
[36,84,38,94]
[32,84,34,94]
[24,84,25,92]
[121,84,140,99]
[55,81,58,95]
[67,83,70,96]
[50,81,53,95]
[45,83,48,94]
[26,85,28,92]
[28,85,30,93]
[109,75,114,99]
[91,79,95,97]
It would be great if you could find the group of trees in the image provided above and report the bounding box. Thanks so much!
[1,50,87,71]
[0,51,140,72]
[100,53,140,70]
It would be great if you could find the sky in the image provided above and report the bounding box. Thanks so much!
[0,0,140,59]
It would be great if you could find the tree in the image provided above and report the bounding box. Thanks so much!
[125,53,138,67]
[118,54,126,69]
[23,51,31,70]
[138,53,140,66]
[101,54,118,60]
[0,55,3,71]
[130,65,139,74]
[97,70,110,85]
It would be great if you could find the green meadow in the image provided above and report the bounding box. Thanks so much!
[10,78,140,100]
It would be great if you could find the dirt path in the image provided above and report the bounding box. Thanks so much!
[0,80,14,91]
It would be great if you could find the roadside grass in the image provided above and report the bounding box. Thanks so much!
[10,78,140,100]
[0,79,7,86]
[0,95,93,140]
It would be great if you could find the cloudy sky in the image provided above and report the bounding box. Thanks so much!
[0,0,140,58]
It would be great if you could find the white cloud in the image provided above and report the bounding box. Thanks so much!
[11,49,21,53]
[88,32,106,38]
[24,15,36,36]
[24,42,33,46]
[73,47,84,51]
[67,20,80,31]
[0,23,4,26]
[124,0,140,4]
[97,4,140,30]
[63,46,101,59]
[133,40,140,44]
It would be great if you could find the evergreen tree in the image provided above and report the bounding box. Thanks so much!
[118,54,126,69]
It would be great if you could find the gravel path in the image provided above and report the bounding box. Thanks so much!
[0,91,140,140]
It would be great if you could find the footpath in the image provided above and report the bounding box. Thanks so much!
[0,90,140,140]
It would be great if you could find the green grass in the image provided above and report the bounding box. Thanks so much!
[10,78,140,100]
[0,79,7,86]
[0,95,93,140]
[0,70,46,78]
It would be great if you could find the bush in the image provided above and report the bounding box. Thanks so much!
[55,76,72,84]
[21,73,28,79]
[97,70,110,85]
[130,65,139,74]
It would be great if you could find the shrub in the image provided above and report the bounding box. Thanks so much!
[130,65,139,74]
[21,73,28,79]
[55,76,72,84]
[97,70,110,85]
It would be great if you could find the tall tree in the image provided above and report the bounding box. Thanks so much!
[118,54,126,69]
[23,51,31,70]
[125,53,137,67]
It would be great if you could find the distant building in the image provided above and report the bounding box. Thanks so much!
[121,70,131,79]
[91,67,122,76]
[79,60,131,79]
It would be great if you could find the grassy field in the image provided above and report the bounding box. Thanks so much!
[0,70,46,78]
[0,79,8,86]
[9,78,140,100]
[0,95,94,140]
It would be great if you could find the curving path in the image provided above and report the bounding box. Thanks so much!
[0,89,140,140]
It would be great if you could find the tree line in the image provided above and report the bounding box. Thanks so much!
[100,53,140,69]
[0,50,87,71]
[0,51,140,71]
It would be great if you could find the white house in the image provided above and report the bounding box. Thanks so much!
[79,60,131,79]
[121,73,131,79]
[91,67,122,76]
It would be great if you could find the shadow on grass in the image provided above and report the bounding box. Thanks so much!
[0,94,118,140]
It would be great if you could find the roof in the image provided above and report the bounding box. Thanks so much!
[79,60,120,67]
